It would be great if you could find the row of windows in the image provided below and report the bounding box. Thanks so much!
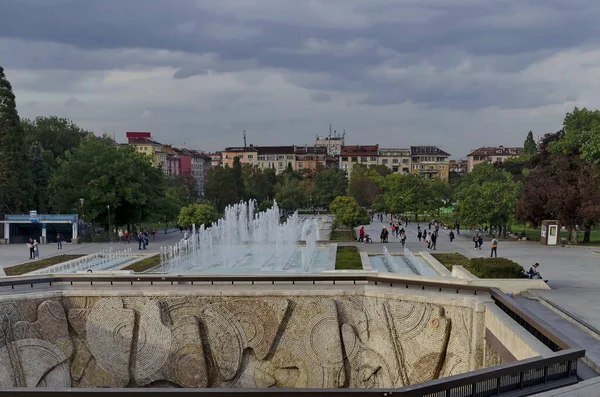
[412,165,446,170]
[342,156,378,162]
[380,158,409,164]
[413,156,448,162]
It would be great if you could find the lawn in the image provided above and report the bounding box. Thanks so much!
[330,224,357,242]
[122,254,161,273]
[510,223,600,244]
[335,246,363,270]
[431,252,524,278]
[4,254,86,276]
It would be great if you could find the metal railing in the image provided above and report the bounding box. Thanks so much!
[0,273,585,397]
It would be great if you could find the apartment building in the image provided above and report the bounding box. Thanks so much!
[126,132,168,169]
[207,152,222,167]
[378,148,411,174]
[449,159,468,174]
[316,132,345,157]
[466,146,523,172]
[221,145,296,174]
[340,145,379,172]
[295,145,338,172]
[410,146,451,180]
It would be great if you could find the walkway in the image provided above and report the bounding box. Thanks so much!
[0,229,183,269]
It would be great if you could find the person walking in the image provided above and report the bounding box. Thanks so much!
[28,238,35,259]
[478,235,484,251]
[57,233,62,250]
[490,236,498,258]
[449,230,455,242]
[33,239,40,258]
[430,232,437,250]
[358,226,365,243]
[417,230,422,242]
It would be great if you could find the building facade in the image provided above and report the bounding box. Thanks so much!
[410,146,451,180]
[222,146,296,174]
[340,145,379,173]
[449,159,468,174]
[294,145,338,172]
[316,132,345,157]
[378,148,411,174]
[207,152,222,167]
[126,132,167,169]
[466,146,523,172]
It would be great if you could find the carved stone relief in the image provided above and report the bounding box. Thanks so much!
[0,294,478,389]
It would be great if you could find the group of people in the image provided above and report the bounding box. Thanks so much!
[118,228,156,244]
[26,238,40,259]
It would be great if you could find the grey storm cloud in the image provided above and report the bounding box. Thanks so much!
[1,0,600,156]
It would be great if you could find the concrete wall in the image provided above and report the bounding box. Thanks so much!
[419,251,452,277]
[452,265,550,294]
[484,303,553,362]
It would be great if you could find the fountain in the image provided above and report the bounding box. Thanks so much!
[153,200,330,274]
[371,246,439,277]
[35,247,136,274]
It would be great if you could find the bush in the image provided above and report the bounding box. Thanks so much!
[431,253,524,278]
[431,253,470,270]
[123,254,161,273]
[467,258,524,278]
[330,196,369,228]
[335,246,362,270]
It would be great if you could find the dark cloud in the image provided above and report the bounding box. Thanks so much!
[310,91,331,103]
[0,0,597,157]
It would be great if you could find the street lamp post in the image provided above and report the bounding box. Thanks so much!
[107,205,111,242]
[79,198,84,242]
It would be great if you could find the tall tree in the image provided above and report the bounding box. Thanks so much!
[274,173,307,210]
[178,203,219,228]
[21,116,88,166]
[0,66,31,213]
[312,168,348,207]
[330,196,369,227]
[204,165,239,212]
[549,107,600,162]
[454,162,518,235]
[242,164,276,204]
[49,136,164,228]
[523,131,537,156]
[232,156,245,201]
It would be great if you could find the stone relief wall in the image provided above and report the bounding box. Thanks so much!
[0,294,480,388]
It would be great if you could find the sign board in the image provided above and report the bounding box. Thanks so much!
[29,210,38,223]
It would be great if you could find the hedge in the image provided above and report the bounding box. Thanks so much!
[123,254,161,273]
[431,253,524,279]
[4,254,86,276]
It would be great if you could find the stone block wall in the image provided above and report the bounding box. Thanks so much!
[0,291,483,388]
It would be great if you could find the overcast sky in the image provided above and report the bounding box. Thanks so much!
[1,0,598,158]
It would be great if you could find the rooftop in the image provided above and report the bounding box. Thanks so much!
[410,146,451,156]
[341,145,379,156]
[468,146,524,156]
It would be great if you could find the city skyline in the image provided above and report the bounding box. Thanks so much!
[2,0,597,157]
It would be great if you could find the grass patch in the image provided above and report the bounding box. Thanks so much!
[330,223,357,242]
[122,254,161,273]
[431,253,524,278]
[4,254,85,276]
[335,246,362,270]
[511,223,600,244]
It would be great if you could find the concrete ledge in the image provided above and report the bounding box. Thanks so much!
[471,279,550,294]
[453,265,477,280]
[485,303,554,360]
[420,251,452,277]
[359,251,372,270]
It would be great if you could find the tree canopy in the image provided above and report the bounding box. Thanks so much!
[454,162,518,234]
[311,168,348,207]
[178,203,219,228]
[523,131,537,156]
[0,66,31,213]
[330,196,369,228]
[49,137,165,227]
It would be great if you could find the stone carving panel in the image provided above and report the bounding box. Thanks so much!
[0,293,479,389]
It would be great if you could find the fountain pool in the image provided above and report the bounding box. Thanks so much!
[368,247,440,277]
[152,201,334,274]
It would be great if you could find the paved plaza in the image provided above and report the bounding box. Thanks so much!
[356,220,600,333]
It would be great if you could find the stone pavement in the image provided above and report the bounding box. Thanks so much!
[0,229,184,269]
[354,220,600,332]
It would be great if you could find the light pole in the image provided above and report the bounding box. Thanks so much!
[107,205,111,241]
[79,198,85,241]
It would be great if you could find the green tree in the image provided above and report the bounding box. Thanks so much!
[204,165,239,212]
[21,116,88,166]
[49,136,164,229]
[232,157,245,201]
[330,196,369,227]
[274,174,307,210]
[454,162,518,236]
[242,164,276,204]
[380,174,430,219]
[311,168,348,207]
[523,131,537,156]
[29,143,52,213]
[0,66,32,213]
[549,107,600,162]
[178,203,219,228]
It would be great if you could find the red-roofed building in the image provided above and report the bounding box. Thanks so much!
[466,146,523,172]
[340,145,379,171]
